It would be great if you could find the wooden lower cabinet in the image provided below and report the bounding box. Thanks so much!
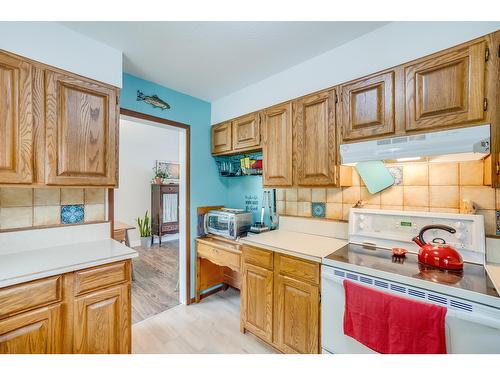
[73,284,130,354]
[0,304,63,354]
[240,263,273,342]
[273,275,319,354]
[0,260,131,354]
[240,246,320,354]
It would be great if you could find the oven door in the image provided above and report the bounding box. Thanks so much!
[206,213,232,238]
[321,265,500,354]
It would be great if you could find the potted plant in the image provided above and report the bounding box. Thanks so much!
[137,211,152,249]
[152,166,169,184]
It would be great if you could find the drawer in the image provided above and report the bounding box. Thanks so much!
[275,253,320,285]
[242,245,273,270]
[74,261,129,296]
[0,276,62,319]
[197,242,241,272]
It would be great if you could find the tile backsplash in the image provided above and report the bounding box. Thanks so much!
[276,160,500,236]
[0,187,106,231]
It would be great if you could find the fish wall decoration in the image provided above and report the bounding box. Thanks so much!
[137,90,171,110]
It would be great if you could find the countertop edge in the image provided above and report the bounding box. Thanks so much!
[0,252,137,289]
[239,237,322,263]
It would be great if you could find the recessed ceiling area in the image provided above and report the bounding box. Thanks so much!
[61,21,389,101]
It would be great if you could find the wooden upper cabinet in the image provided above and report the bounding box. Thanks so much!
[405,40,487,131]
[211,122,232,154]
[0,51,33,184]
[274,274,319,354]
[232,113,260,150]
[294,90,336,186]
[73,284,130,354]
[262,102,293,186]
[0,304,63,354]
[341,70,396,141]
[241,263,273,343]
[45,71,118,186]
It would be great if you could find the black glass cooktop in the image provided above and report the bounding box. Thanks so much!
[325,243,498,298]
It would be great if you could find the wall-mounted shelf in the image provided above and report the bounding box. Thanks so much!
[215,152,263,178]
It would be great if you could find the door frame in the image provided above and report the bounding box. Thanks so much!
[110,108,192,305]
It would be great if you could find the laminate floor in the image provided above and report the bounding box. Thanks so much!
[132,240,179,324]
[132,288,277,354]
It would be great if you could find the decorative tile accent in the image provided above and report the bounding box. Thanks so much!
[34,206,60,226]
[34,188,60,206]
[311,202,326,218]
[84,188,105,204]
[0,207,33,229]
[496,210,500,236]
[61,188,84,205]
[61,204,84,224]
[387,166,403,185]
[0,188,33,207]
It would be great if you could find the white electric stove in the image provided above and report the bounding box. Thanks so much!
[321,208,500,354]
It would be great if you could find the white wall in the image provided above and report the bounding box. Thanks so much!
[115,118,181,246]
[0,22,122,87]
[211,21,500,123]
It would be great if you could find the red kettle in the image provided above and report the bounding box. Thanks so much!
[412,225,464,270]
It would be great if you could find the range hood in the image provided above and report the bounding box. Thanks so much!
[340,124,491,165]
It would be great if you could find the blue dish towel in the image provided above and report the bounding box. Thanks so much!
[355,161,394,194]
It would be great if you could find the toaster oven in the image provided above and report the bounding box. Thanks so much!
[204,209,252,239]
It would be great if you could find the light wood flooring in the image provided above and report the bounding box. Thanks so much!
[132,240,180,324]
[132,288,277,354]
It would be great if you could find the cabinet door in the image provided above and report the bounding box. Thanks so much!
[73,284,130,354]
[405,41,486,131]
[211,122,232,154]
[0,51,33,184]
[341,71,395,140]
[294,90,336,186]
[262,102,293,186]
[0,304,62,354]
[45,70,118,186]
[241,263,273,342]
[274,275,319,354]
[232,113,260,150]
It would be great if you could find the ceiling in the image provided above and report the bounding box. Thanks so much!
[61,21,389,101]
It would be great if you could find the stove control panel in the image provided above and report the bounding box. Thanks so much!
[349,208,485,264]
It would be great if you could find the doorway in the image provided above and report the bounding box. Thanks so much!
[113,110,190,324]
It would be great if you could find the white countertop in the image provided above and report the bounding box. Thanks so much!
[240,230,347,263]
[486,263,500,295]
[0,239,138,288]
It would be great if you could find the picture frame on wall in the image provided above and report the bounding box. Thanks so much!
[156,160,180,184]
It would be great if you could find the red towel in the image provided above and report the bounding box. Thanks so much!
[343,279,447,354]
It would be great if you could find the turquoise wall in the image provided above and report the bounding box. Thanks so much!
[220,176,266,223]
[121,73,226,298]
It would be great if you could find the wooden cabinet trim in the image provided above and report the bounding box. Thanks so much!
[0,276,62,320]
[74,261,130,296]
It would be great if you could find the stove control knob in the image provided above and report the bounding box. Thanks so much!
[454,222,464,229]
[359,214,365,221]
[358,222,365,230]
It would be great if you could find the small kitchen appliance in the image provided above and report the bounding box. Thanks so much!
[321,208,500,354]
[412,224,464,270]
[204,208,252,239]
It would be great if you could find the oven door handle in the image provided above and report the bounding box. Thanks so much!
[322,274,500,331]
